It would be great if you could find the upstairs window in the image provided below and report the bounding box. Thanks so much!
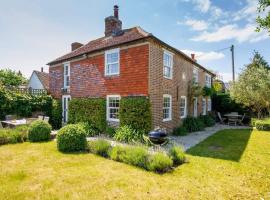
[205,74,212,88]
[163,94,172,121]
[107,95,120,122]
[193,67,198,83]
[105,48,120,76]
[64,62,70,88]
[163,51,173,79]
[180,96,187,118]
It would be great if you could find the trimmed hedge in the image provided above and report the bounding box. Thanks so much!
[57,124,87,152]
[182,116,205,132]
[252,118,270,131]
[28,120,52,142]
[119,96,151,134]
[49,99,62,130]
[68,98,106,133]
[198,115,215,127]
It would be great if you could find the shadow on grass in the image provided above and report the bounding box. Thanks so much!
[186,129,252,162]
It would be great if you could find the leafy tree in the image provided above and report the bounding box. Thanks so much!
[256,0,270,33]
[247,51,270,69]
[0,69,27,87]
[230,54,270,118]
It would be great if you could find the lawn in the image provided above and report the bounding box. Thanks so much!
[0,129,269,199]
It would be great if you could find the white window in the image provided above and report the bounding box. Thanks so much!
[207,98,212,111]
[193,67,198,83]
[62,95,71,123]
[64,62,70,88]
[105,48,120,76]
[205,74,212,88]
[107,95,120,122]
[202,98,206,115]
[163,94,172,121]
[180,96,187,118]
[163,51,173,79]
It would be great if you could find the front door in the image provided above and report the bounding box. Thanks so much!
[193,97,198,117]
[62,95,71,123]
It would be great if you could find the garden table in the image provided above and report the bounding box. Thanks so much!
[224,113,242,126]
[1,119,27,128]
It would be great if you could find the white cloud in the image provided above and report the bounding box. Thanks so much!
[233,0,257,22]
[193,0,211,13]
[181,49,225,62]
[191,23,269,43]
[184,19,208,31]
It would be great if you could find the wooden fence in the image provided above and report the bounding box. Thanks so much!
[4,87,47,95]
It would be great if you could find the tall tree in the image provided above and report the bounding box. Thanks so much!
[230,53,270,118]
[256,0,270,33]
[0,69,27,87]
[248,51,270,69]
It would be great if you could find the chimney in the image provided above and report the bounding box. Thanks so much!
[71,42,83,51]
[191,53,197,62]
[41,67,43,72]
[104,5,122,37]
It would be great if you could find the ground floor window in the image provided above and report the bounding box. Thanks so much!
[193,97,198,117]
[180,96,187,118]
[202,98,206,115]
[207,98,212,111]
[107,95,120,122]
[163,94,172,121]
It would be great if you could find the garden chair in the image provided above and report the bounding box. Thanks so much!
[217,112,226,124]
[231,112,238,115]
[44,116,50,123]
[237,113,246,126]
[228,117,238,126]
[5,115,16,120]
[38,115,44,120]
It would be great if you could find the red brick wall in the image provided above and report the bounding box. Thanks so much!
[49,65,63,98]
[49,43,149,98]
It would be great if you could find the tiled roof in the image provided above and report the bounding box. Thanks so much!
[48,27,151,65]
[35,71,49,90]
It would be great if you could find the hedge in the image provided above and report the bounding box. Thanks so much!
[119,96,152,134]
[252,118,270,131]
[68,98,106,132]
[49,99,62,129]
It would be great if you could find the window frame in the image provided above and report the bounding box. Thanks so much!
[202,98,206,115]
[180,96,187,119]
[207,98,212,111]
[163,94,172,121]
[163,50,173,79]
[205,74,212,88]
[106,95,121,122]
[63,62,70,88]
[193,66,199,83]
[105,48,120,76]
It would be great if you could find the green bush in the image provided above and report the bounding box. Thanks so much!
[69,98,106,132]
[49,99,62,130]
[172,126,188,136]
[78,122,99,137]
[114,125,143,143]
[0,125,28,145]
[57,124,87,152]
[169,146,185,165]
[119,97,152,134]
[28,120,52,142]
[147,152,173,173]
[105,126,116,137]
[109,145,127,162]
[183,116,205,132]
[255,121,270,131]
[199,115,215,127]
[88,139,111,157]
[121,146,149,169]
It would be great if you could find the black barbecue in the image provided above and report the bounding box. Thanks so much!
[148,128,168,145]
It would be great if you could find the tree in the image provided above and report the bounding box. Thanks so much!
[248,51,270,69]
[256,0,270,33]
[230,55,270,118]
[0,69,27,87]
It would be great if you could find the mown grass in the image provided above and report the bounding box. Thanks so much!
[0,129,269,199]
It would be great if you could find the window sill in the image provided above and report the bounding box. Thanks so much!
[163,76,172,80]
[107,119,119,122]
[163,118,172,122]
[105,74,120,78]
[180,116,186,119]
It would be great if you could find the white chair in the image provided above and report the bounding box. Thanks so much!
[44,116,50,123]
[38,115,44,120]
[237,113,246,125]
[217,112,226,124]
[228,117,238,126]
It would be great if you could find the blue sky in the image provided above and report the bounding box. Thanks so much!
[0,0,269,81]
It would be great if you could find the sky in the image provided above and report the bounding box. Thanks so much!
[0,0,269,82]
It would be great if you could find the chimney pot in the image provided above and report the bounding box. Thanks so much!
[71,42,83,51]
[114,5,119,19]
[191,53,195,60]
[41,67,43,72]
[105,5,122,37]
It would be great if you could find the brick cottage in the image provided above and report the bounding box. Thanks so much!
[48,5,215,132]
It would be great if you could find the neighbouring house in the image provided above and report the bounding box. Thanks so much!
[28,68,49,91]
[48,5,215,132]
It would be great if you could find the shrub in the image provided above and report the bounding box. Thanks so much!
[119,97,152,134]
[88,139,111,157]
[78,122,99,137]
[68,98,106,132]
[57,124,87,152]
[255,121,270,131]
[28,120,52,142]
[114,125,143,143]
[147,152,173,173]
[121,146,149,169]
[172,126,188,136]
[109,145,127,162]
[183,116,205,132]
[49,99,62,129]
[0,126,28,145]
[199,115,215,127]
[169,146,185,165]
[105,126,116,137]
